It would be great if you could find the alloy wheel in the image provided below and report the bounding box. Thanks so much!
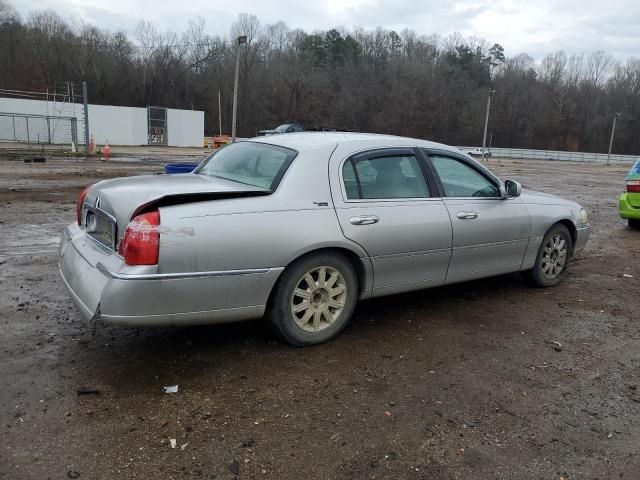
[290,266,347,332]
[541,233,568,279]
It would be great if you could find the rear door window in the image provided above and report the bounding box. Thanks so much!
[343,153,429,200]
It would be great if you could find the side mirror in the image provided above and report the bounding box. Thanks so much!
[505,179,522,197]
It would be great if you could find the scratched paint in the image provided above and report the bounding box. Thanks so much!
[158,226,195,237]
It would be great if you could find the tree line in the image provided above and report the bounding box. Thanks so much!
[0,2,638,154]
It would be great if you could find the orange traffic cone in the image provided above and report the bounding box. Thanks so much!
[89,134,95,155]
[103,140,111,160]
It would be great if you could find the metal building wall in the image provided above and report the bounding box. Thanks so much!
[88,104,147,146]
[0,98,204,147]
[167,109,205,147]
[0,97,81,144]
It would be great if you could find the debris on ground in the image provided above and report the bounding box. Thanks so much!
[229,460,240,475]
[169,439,177,449]
[76,387,100,396]
[163,385,178,394]
[241,438,255,447]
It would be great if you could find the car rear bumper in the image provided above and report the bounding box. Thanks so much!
[59,223,283,326]
[619,193,640,219]
[59,226,112,321]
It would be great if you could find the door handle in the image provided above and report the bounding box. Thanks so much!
[350,215,380,225]
[456,211,478,220]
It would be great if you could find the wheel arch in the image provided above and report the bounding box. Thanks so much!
[266,245,373,312]
[554,219,577,254]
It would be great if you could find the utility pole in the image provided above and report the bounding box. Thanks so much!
[82,81,89,155]
[481,89,495,162]
[218,90,222,136]
[231,35,247,143]
[607,112,620,165]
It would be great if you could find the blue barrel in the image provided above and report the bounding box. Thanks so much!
[164,163,200,174]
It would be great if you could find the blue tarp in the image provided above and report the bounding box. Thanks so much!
[164,163,199,174]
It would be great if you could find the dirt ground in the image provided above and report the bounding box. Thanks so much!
[1,153,639,480]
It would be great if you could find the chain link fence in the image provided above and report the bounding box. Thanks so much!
[0,112,78,146]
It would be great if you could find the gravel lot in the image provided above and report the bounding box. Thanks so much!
[1,154,639,479]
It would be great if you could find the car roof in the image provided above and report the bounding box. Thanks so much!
[248,131,461,154]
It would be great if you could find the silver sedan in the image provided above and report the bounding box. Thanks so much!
[59,133,590,345]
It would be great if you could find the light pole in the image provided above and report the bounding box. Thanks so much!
[607,112,620,165]
[218,90,222,137]
[481,88,495,162]
[231,35,247,143]
[82,81,89,155]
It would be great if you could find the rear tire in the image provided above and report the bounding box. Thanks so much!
[629,219,640,229]
[267,252,358,346]
[525,224,573,288]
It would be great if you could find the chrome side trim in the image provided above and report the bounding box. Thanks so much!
[453,238,529,251]
[374,247,450,260]
[96,262,271,281]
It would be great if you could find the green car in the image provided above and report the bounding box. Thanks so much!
[620,158,640,228]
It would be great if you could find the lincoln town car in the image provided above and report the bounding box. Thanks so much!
[59,133,590,345]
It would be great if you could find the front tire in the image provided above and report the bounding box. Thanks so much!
[629,219,640,229]
[525,224,573,287]
[268,252,358,346]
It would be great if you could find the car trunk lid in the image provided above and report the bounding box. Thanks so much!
[82,173,269,249]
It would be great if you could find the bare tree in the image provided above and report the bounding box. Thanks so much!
[585,50,614,88]
[0,0,17,24]
[1,8,638,153]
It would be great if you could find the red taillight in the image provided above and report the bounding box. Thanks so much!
[627,180,640,193]
[76,186,91,224]
[119,210,160,265]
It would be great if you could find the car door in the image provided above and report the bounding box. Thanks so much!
[329,146,452,296]
[423,150,530,283]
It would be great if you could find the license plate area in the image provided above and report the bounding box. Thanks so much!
[84,207,117,251]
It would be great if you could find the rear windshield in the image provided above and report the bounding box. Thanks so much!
[627,159,640,180]
[195,142,297,190]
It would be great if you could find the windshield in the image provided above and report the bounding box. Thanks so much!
[195,142,297,190]
[275,124,293,133]
[627,159,640,180]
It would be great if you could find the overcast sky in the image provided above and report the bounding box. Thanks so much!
[10,0,640,60]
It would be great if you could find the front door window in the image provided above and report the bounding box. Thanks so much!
[429,155,500,198]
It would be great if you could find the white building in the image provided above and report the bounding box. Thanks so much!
[0,97,204,147]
